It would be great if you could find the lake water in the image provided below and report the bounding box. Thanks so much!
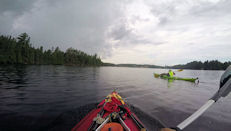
[0,65,230,131]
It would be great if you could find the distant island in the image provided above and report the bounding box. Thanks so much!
[0,33,230,70]
[103,63,163,68]
[0,33,102,66]
[169,60,231,70]
[103,60,231,70]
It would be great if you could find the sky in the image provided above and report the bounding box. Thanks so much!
[0,0,231,66]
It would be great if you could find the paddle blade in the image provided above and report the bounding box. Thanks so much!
[220,65,231,87]
[211,65,231,101]
[219,65,231,97]
[154,73,160,78]
[177,69,183,72]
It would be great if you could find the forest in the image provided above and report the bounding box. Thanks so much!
[171,60,231,70]
[0,33,102,66]
[1,33,230,70]
[104,61,230,70]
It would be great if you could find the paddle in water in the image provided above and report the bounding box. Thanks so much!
[177,69,183,72]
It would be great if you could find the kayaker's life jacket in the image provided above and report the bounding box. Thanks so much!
[169,70,174,78]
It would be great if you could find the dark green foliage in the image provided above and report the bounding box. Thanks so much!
[102,63,116,66]
[172,60,231,70]
[0,33,102,66]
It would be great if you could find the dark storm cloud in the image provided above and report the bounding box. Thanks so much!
[0,0,37,34]
[150,3,176,26]
[0,0,36,14]
[0,0,127,55]
[108,22,157,46]
[1,0,230,64]
[109,23,132,41]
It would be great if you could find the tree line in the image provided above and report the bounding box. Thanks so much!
[103,61,230,70]
[0,33,102,66]
[171,60,231,70]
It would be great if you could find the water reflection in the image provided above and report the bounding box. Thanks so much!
[167,79,174,88]
[0,65,28,89]
[0,66,230,131]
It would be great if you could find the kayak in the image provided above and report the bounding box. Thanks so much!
[72,91,149,131]
[154,73,198,83]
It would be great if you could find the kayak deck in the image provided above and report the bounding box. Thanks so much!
[72,91,150,131]
[154,73,198,82]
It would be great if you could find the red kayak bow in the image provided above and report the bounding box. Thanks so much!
[72,91,147,131]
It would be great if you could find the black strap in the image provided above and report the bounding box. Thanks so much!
[171,127,182,131]
[130,113,145,129]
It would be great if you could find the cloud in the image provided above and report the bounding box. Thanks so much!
[0,0,36,15]
[0,0,230,65]
[0,0,37,33]
[0,0,127,55]
[107,22,156,46]
[109,22,132,41]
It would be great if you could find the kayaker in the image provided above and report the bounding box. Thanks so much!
[160,69,175,77]
[168,69,175,78]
